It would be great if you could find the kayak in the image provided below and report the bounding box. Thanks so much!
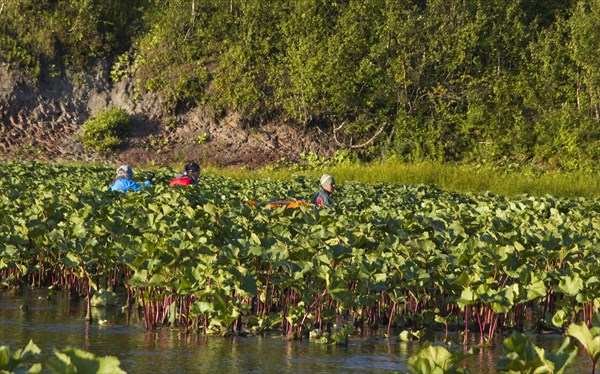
[246,199,308,209]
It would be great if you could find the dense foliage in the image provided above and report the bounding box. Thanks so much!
[1,161,599,349]
[82,108,132,153]
[2,1,600,169]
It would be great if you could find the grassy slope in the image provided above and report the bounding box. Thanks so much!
[206,161,600,199]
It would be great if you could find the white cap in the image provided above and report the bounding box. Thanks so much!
[116,165,133,179]
[320,174,335,187]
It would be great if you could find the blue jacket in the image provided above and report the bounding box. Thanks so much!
[109,178,151,192]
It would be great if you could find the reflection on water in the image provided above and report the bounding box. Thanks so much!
[0,290,594,373]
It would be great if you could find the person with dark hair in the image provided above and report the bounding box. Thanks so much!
[108,165,153,192]
[169,161,201,186]
[311,174,335,206]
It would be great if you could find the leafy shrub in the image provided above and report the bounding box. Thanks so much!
[110,53,131,82]
[0,33,40,78]
[82,108,132,153]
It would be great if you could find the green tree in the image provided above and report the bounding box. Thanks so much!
[276,0,340,126]
[211,0,286,121]
[567,0,600,167]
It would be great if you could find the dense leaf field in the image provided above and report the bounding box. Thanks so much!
[1,162,599,346]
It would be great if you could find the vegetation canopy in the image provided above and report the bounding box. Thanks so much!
[0,0,599,170]
[0,162,599,351]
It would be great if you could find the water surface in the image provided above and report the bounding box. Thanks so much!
[0,290,594,373]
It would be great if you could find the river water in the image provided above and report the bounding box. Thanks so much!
[0,289,594,373]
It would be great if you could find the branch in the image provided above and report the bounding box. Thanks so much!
[333,121,388,149]
[388,126,396,143]
[332,121,345,147]
[0,1,4,15]
[333,121,345,132]
[183,0,198,42]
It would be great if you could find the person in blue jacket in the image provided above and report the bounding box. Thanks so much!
[311,174,335,206]
[108,165,153,192]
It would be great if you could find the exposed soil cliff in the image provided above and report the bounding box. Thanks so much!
[0,64,334,168]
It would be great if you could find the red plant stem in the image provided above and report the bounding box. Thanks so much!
[464,305,469,347]
[167,296,172,323]
[513,304,521,328]
[179,296,185,324]
[263,262,272,316]
[151,292,158,328]
[256,291,262,315]
[125,268,133,307]
[299,289,327,334]
[112,263,119,289]
[474,306,484,344]
[185,295,191,332]
[281,292,288,333]
[489,313,500,341]
[316,304,322,327]
[413,294,419,315]
[141,288,150,331]
[161,296,169,324]
[155,294,159,326]
[85,278,92,321]
[387,301,397,337]
[154,290,161,326]
[38,253,43,287]
[142,290,152,331]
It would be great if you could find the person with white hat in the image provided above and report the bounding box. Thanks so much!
[108,165,153,192]
[311,174,335,206]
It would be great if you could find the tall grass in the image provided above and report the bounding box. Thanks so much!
[206,161,600,198]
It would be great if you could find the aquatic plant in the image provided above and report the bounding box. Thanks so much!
[0,161,598,349]
[567,321,600,374]
[496,331,577,374]
[408,342,470,374]
[0,340,125,374]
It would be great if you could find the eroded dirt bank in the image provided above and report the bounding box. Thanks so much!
[0,64,334,168]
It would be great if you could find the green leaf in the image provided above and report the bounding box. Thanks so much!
[250,232,261,246]
[408,341,468,373]
[27,362,43,373]
[525,279,547,301]
[47,346,126,374]
[398,330,416,342]
[546,337,578,374]
[457,288,474,308]
[557,275,583,297]
[567,323,600,365]
[0,340,41,373]
[190,301,213,315]
[238,275,257,297]
[4,245,18,257]
[498,331,577,374]
[552,310,568,328]
[328,279,352,304]
[20,339,41,360]
[331,244,352,260]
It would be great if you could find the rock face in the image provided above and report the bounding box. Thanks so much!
[0,63,333,168]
